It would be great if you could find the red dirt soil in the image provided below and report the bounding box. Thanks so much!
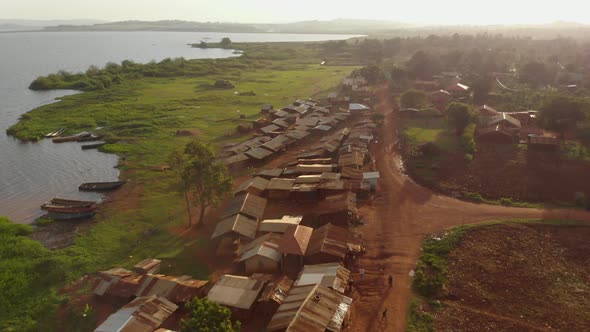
[345,84,590,332]
[434,223,590,332]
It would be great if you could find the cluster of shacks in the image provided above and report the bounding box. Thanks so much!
[92,87,381,332]
[220,98,351,170]
[201,97,381,331]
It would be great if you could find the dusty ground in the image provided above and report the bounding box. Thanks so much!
[345,85,590,332]
[433,223,590,332]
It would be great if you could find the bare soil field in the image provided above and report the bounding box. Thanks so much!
[431,223,590,332]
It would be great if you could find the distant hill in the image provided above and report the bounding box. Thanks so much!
[0,19,108,31]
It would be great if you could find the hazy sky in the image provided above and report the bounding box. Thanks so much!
[4,0,590,25]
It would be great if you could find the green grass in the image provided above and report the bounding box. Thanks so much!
[401,117,460,153]
[406,298,435,332]
[3,50,356,331]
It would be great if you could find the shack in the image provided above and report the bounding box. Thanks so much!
[294,263,351,294]
[94,295,178,332]
[266,284,352,332]
[135,274,209,303]
[259,215,304,234]
[238,238,282,274]
[234,177,269,197]
[211,214,258,240]
[266,178,295,200]
[207,275,267,311]
[315,192,358,227]
[133,258,161,275]
[278,225,313,273]
[93,268,143,298]
[305,223,360,264]
[221,193,267,221]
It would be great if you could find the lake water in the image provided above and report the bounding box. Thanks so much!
[0,31,358,223]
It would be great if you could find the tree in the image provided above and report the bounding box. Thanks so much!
[180,298,240,332]
[220,37,232,47]
[519,61,555,87]
[400,89,427,109]
[169,141,232,227]
[471,76,493,104]
[539,95,588,136]
[359,65,382,85]
[406,51,441,80]
[446,102,476,135]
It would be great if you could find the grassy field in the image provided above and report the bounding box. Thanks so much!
[408,219,590,332]
[4,45,357,331]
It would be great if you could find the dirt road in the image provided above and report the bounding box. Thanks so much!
[347,86,590,332]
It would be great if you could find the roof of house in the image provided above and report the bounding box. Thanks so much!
[294,164,334,174]
[237,233,283,256]
[221,193,267,220]
[448,82,470,91]
[338,151,365,167]
[258,275,294,305]
[238,239,282,263]
[279,225,314,256]
[260,124,281,134]
[272,118,291,129]
[480,112,521,128]
[207,275,266,310]
[267,178,296,191]
[262,135,293,152]
[134,275,208,303]
[256,168,284,178]
[316,192,357,215]
[94,268,143,297]
[296,117,320,127]
[266,284,352,332]
[478,104,500,115]
[313,124,333,132]
[222,153,250,166]
[285,130,311,141]
[274,109,291,118]
[340,166,363,180]
[212,213,259,239]
[234,177,270,195]
[259,216,304,233]
[245,147,274,160]
[431,89,452,96]
[294,263,351,294]
[306,223,354,259]
[348,103,370,111]
[476,124,515,138]
[528,135,559,145]
[363,172,380,180]
[94,295,178,332]
[133,258,161,274]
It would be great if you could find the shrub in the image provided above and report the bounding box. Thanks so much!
[574,192,587,208]
[464,153,473,163]
[461,123,477,153]
[419,142,441,157]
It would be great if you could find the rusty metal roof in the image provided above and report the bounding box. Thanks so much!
[272,118,291,128]
[94,295,178,332]
[212,213,258,239]
[267,284,352,332]
[294,164,335,174]
[207,275,266,310]
[306,223,352,259]
[245,147,274,160]
[258,275,294,304]
[256,168,284,179]
[294,263,351,294]
[259,216,303,234]
[262,135,293,152]
[260,124,281,134]
[279,225,313,256]
[94,268,143,297]
[133,258,161,275]
[285,130,311,141]
[267,178,295,191]
[221,193,267,220]
[234,177,269,195]
[135,274,208,303]
[338,151,365,167]
[222,153,250,166]
[317,192,357,215]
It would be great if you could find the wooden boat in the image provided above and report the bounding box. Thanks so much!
[45,128,65,138]
[52,131,91,143]
[79,180,126,191]
[81,142,106,150]
[49,198,97,207]
[78,134,105,142]
[41,204,97,213]
[46,211,95,220]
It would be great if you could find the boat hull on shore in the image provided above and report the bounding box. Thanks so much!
[46,211,95,220]
[79,181,126,191]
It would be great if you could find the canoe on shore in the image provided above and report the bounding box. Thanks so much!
[46,211,95,220]
[41,203,98,213]
[52,131,91,143]
[45,128,65,138]
[81,142,107,150]
[48,198,97,207]
[79,180,126,191]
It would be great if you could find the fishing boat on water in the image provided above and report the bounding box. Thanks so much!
[48,197,97,207]
[46,211,95,220]
[81,142,107,150]
[41,203,97,213]
[79,180,126,191]
[78,134,105,142]
[45,128,65,138]
[52,131,91,143]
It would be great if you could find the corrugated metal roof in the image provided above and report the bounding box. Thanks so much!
[222,153,250,166]
[274,109,291,118]
[94,295,178,332]
[480,113,521,128]
[94,268,142,297]
[306,223,352,260]
[133,258,161,275]
[234,177,269,195]
[279,225,313,255]
[267,284,352,332]
[207,275,266,310]
[317,192,357,215]
[267,178,295,191]
[256,168,284,178]
[237,233,282,256]
[245,147,274,160]
[338,151,365,167]
[212,213,258,239]
[294,164,334,174]
[259,216,303,233]
[272,118,291,128]
[134,274,208,303]
[294,263,351,294]
[258,275,294,304]
[239,241,281,263]
[260,124,281,134]
[221,193,267,220]
[285,130,311,141]
[313,124,333,132]
[262,135,293,152]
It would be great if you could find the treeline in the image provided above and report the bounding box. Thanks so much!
[29,42,317,92]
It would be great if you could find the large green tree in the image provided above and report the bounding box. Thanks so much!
[180,298,240,332]
[539,95,588,136]
[169,141,232,227]
[446,102,477,135]
[400,89,427,109]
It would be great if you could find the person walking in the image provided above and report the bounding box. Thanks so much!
[359,267,365,280]
[381,308,388,323]
[388,274,393,288]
